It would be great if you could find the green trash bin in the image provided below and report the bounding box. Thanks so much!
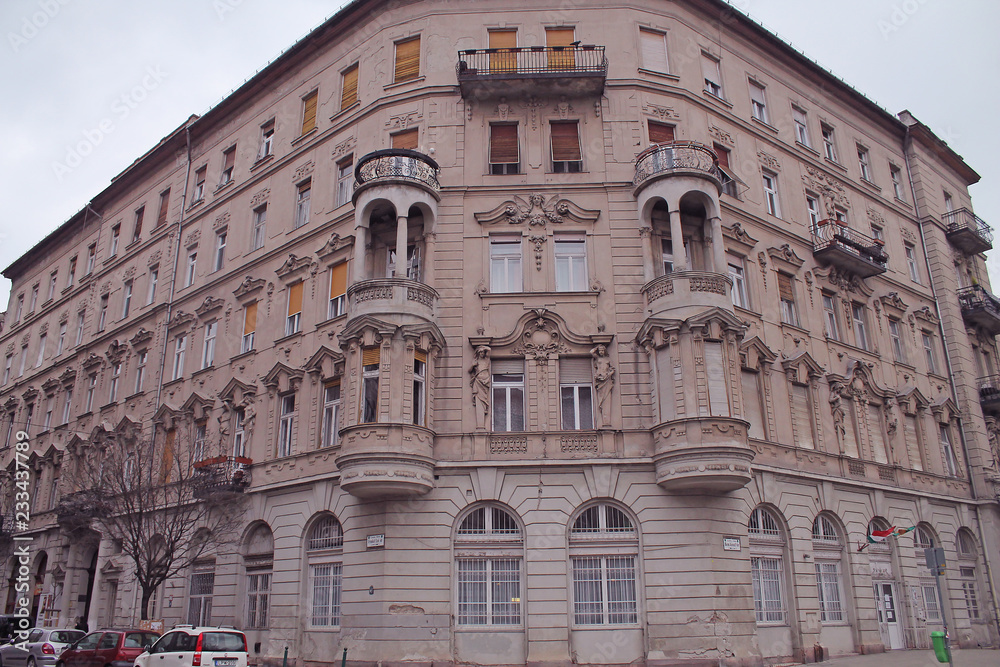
[930,631,950,663]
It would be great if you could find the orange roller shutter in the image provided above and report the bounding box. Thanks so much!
[329,263,348,299]
[394,37,421,82]
[341,65,358,109]
[648,122,675,144]
[546,28,575,69]
[288,282,303,315]
[157,189,170,226]
[777,273,794,301]
[414,349,427,364]
[551,122,581,161]
[243,302,257,335]
[301,91,318,135]
[490,125,519,164]
[489,30,517,72]
[362,347,380,366]
[392,129,418,150]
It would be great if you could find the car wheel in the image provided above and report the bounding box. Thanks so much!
[26,659,35,667]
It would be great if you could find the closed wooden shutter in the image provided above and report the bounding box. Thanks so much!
[790,383,814,449]
[550,122,581,161]
[492,358,523,375]
[867,403,888,463]
[392,129,418,150]
[904,415,922,470]
[777,273,794,301]
[157,189,170,226]
[546,28,575,69]
[841,400,859,458]
[243,302,257,335]
[648,121,675,144]
[639,28,668,72]
[414,349,427,364]
[490,124,519,164]
[287,282,303,316]
[559,357,592,384]
[341,64,359,109]
[301,91,318,135]
[704,342,730,417]
[329,263,348,299]
[489,29,517,72]
[657,348,675,422]
[714,144,730,169]
[394,37,421,82]
[362,347,381,367]
[742,371,765,440]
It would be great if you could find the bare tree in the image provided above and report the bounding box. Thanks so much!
[63,420,247,620]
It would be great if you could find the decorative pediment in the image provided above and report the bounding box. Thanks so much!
[338,315,399,349]
[930,395,960,423]
[82,353,103,371]
[213,211,231,230]
[233,276,266,302]
[879,292,909,319]
[275,253,315,281]
[184,229,201,249]
[896,385,929,414]
[292,160,315,182]
[636,307,746,349]
[828,359,892,402]
[740,336,777,371]
[148,250,162,266]
[167,310,196,330]
[781,350,824,383]
[106,340,127,364]
[129,328,153,348]
[262,363,304,394]
[400,322,448,355]
[181,392,214,421]
[472,309,612,356]
[723,222,758,255]
[316,233,354,262]
[59,368,77,385]
[195,296,225,318]
[475,194,600,228]
[305,346,346,379]
[152,403,182,430]
[912,305,940,327]
[767,244,805,271]
[41,378,61,394]
[21,386,39,403]
[813,266,873,297]
[219,377,257,406]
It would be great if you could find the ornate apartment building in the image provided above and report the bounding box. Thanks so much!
[1,0,998,665]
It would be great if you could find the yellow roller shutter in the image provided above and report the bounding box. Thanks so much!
[329,263,348,299]
[546,28,575,69]
[341,64,359,109]
[288,282,303,316]
[362,347,380,366]
[243,302,257,335]
[394,37,421,82]
[301,91,318,135]
[489,29,517,73]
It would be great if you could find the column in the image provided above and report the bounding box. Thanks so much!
[669,209,686,271]
[639,227,654,282]
[352,225,368,282]
[710,216,726,274]
[423,231,435,285]
[395,214,409,278]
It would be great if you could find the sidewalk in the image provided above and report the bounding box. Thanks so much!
[823,648,999,667]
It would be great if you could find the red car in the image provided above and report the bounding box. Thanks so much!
[56,630,161,667]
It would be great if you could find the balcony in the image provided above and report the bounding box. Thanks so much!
[651,417,754,493]
[811,221,888,278]
[457,45,607,100]
[944,208,993,254]
[337,423,435,499]
[55,490,110,530]
[192,456,252,497]
[0,508,14,540]
[347,278,439,324]
[958,285,1000,335]
[978,375,1000,414]
[353,149,440,204]
[641,271,732,320]
[633,141,724,194]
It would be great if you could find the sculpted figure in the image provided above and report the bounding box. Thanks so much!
[591,345,615,427]
[470,346,491,430]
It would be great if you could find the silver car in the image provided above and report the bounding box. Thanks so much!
[0,629,86,667]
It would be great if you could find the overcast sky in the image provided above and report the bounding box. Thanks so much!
[1,0,998,311]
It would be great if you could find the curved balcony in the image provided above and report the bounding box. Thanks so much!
[978,375,1000,414]
[811,221,887,278]
[633,142,724,194]
[642,271,733,319]
[457,45,607,100]
[945,208,993,254]
[347,278,439,325]
[336,423,436,499]
[192,456,252,498]
[651,416,754,493]
[353,149,440,204]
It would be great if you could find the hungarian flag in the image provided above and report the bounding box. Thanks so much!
[893,526,915,537]
[868,527,896,544]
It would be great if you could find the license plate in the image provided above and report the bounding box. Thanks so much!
[214,660,237,666]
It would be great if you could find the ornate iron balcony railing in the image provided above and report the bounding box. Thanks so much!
[354,149,440,193]
[811,220,888,277]
[457,45,607,79]
[192,456,253,496]
[633,141,723,188]
[944,208,993,254]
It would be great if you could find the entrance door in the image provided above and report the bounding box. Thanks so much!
[873,582,905,649]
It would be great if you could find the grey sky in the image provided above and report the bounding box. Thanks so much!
[1,0,997,310]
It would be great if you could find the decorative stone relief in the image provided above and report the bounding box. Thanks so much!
[529,235,546,270]
[475,193,600,228]
[148,250,162,266]
[184,229,201,248]
[521,96,544,130]
[316,233,351,261]
[123,266,136,281]
[292,160,315,182]
[250,188,271,208]
[643,103,680,121]
[385,110,421,130]
[709,125,735,146]
[233,276,266,300]
[867,207,886,226]
[757,150,781,172]
[802,166,850,218]
[332,136,356,159]
[213,211,231,230]
[555,97,573,119]
[495,98,512,120]
[195,296,225,318]
[275,253,314,280]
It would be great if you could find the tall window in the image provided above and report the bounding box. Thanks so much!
[748,507,785,624]
[193,167,207,201]
[748,80,768,123]
[252,205,267,250]
[43,395,53,430]
[134,350,147,394]
[85,374,96,412]
[47,271,58,301]
[220,146,236,186]
[56,322,66,356]
[109,224,121,257]
[147,266,158,305]
[889,319,906,363]
[233,408,246,457]
[321,384,341,449]
[489,124,520,175]
[890,164,905,200]
[132,206,144,243]
[67,257,76,288]
[361,347,380,423]
[904,244,920,283]
[821,123,837,162]
[1,355,11,385]
[61,387,73,425]
[18,344,28,377]
[944,192,954,213]
[98,294,109,331]
[492,359,524,432]
[487,29,517,72]
[851,303,869,351]
[172,335,186,381]
[490,236,522,293]
[246,571,271,630]
[812,515,844,622]
[243,525,273,630]
[285,282,303,336]
[108,363,121,403]
[258,120,275,160]
[456,506,522,626]
[193,423,207,461]
[560,358,593,430]
[940,425,958,476]
[86,244,96,275]
[823,295,840,341]
[157,189,170,227]
[961,567,980,620]
[340,64,359,110]
[185,250,197,287]
[806,194,821,231]
[214,231,227,272]
[702,54,723,97]
[202,321,217,369]
[35,334,46,368]
[550,121,582,173]
[393,36,421,83]
[278,394,296,457]
[638,28,669,73]
[122,281,133,318]
[554,235,587,291]
[308,516,343,627]
[661,238,675,275]
[793,107,810,146]
[335,158,353,208]
[300,90,318,135]
[294,180,311,229]
[857,144,872,181]
[777,273,797,326]
[187,567,215,626]
[762,171,780,216]
[957,531,980,620]
[923,332,938,374]
[328,263,348,319]
[570,504,639,626]
[545,27,575,68]
[412,351,427,426]
[241,302,257,354]
[730,257,749,309]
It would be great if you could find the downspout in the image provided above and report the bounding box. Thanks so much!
[903,125,1000,641]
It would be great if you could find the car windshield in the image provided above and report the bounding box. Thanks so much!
[51,631,85,644]
[124,633,158,648]
[200,633,245,652]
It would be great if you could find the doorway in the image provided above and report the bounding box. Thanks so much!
[872,581,905,649]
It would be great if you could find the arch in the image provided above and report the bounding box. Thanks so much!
[243,521,274,556]
[568,499,638,538]
[747,504,793,640]
[242,521,273,631]
[454,502,523,538]
[306,513,344,551]
[303,512,344,629]
[914,522,938,550]
[678,188,719,221]
[956,527,979,558]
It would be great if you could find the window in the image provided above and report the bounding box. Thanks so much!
[108,363,121,402]
[278,394,296,457]
[488,123,520,175]
[391,128,418,150]
[923,332,938,374]
[307,517,343,627]
[490,237,522,293]
[98,294,109,331]
[944,192,954,213]
[411,350,427,426]
[870,225,883,242]
[857,144,872,181]
[75,311,86,346]
[109,224,120,256]
[793,107,810,146]
[157,189,170,227]
[17,344,28,377]
[294,180,311,229]
[821,123,837,162]
[487,28,517,72]
[550,121,582,172]
[132,206,144,244]
[202,321,217,369]
[638,28,669,73]
[252,205,267,250]
[361,347,380,423]
[233,408,246,457]
[1,355,10,385]
[762,171,780,216]
[851,303,869,351]
[393,36,421,83]
[961,567,980,620]
[560,358,593,430]
[922,584,941,623]
[67,257,76,288]
[890,164,905,200]
[35,334,46,368]
[389,243,422,282]
[86,244,96,274]
[185,250,197,287]
[47,271,58,301]
[730,257,749,309]
[940,425,958,476]
[134,350,147,394]
[220,146,235,186]
[335,157,353,208]
[23,403,33,434]
[246,573,271,630]
[300,90,318,135]
[258,120,275,160]
[545,27,575,69]
[85,374,96,412]
[340,63,359,109]
[648,121,675,144]
[904,244,920,283]
[193,167,206,201]
[193,423,207,461]
[570,504,638,625]
[61,387,73,424]
[713,143,740,198]
[748,80,768,123]
[554,235,587,291]
[241,302,257,354]
[56,322,67,356]
[777,273,797,326]
[187,569,215,626]
[456,506,522,626]
[43,395,53,430]
[492,359,524,432]
[889,319,906,363]
[661,238,676,275]
[172,335,186,381]
[702,54,723,97]
[214,231,226,272]
[815,562,844,622]
[328,263,347,319]
[285,282,303,336]
[321,384,341,449]
[823,295,840,340]
[121,281,133,318]
[750,555,784,624]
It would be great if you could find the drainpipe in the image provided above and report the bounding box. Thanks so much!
[903,125,1000,641]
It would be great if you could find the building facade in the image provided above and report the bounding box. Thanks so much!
[1,0,998,665]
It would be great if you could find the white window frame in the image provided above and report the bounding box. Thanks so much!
[134,350,147,394]
[185,250,197,287]
[638,27,669,73]
[35,334,46,368]
[278,394,296,457]
[751,556,785,624]
[97,295,108,331]
[413,354,426,426]
[252,205,267,251]
[85,244,96,275]
[202,321,217,369]
[793,107,810,146]
[307,517,344,628]
[241,305,256,354]
[904,244,920,283]
[815,561,845,622]
[214,231,227,272]
[294,180,311,229]
[193,423,207,461]
[61,387,73,425]
[940,424,958,476]
[85,374,96,412]
[233,408,246,457]
[245,572,271,630]
[570,504,639,626]
[108,362,121,403]
[361,357,379,423]
[258,121,275,160]
[187,569,215,627]
[851,303,869,351]
[122,281,132,318]
[889,319,906,363]
[821,123,837,162]
[321,384,341,448]
[554,235,588,292]
[147,266,158,305]
[857,144,872,181]
[762,171,781,217]
[492,367,524,432]
[749,80,768,123]
[172,335,186,381]
[823,295,840,341]
[490,236,523,293]
[335,157,353,208]
[702,53,723,97]
[890,164,905,200]
[109,225,120,257]
[923,332,938,374]
[730,257,749,309]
